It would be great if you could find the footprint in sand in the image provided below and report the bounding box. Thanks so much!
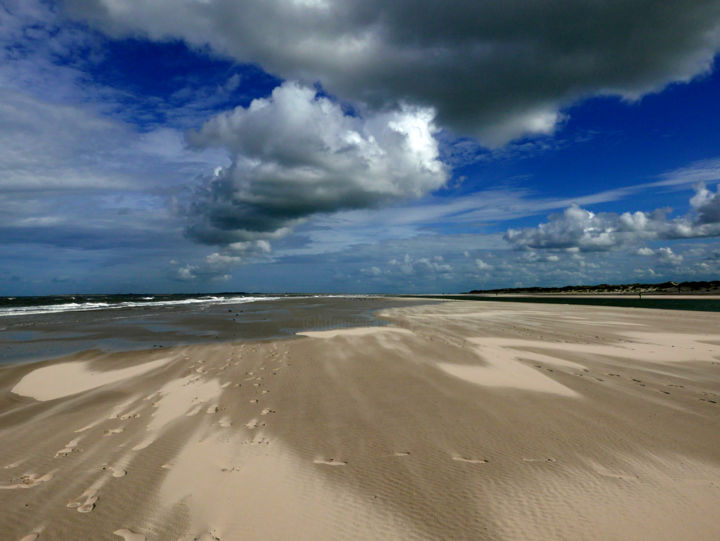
[260,408,275,415]
[67,487,99,513]
[218,417,232,428]
[393,451,411,457]
[249,399,258,404]
[313,458,348,466]
[55,438,81,457]
[18,533,41,541]
[0,471,54,489]
[113,528,146,541]
[206,405,220,414]
[244,419,265,429]
[102,464,127,478]
[522,457,557,463]
[104,427,124,436]
[452,456,488,464]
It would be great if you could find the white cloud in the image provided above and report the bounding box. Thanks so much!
[690,183,720,224]
[184,82,447,246]
[505,184,720,252]
[657,247,684,265]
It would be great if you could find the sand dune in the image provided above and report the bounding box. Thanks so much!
[1,300,720,540]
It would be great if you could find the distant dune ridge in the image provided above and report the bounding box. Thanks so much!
[1,299,720,540]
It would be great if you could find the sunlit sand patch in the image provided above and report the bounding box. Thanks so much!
[439,331,719,397]
[18,528,44,541]
[12,357,171,401]
[469,338,586,370]
[132,375,222,451]
[113,528,146,541]
[472,333,720,366]
[297,326,414,339]
[439,345,579,397]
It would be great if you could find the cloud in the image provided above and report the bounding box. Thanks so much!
[657,247,683,265]
[66,0,720,144]
[183,82,447,246]
[504,184,720,251]
[690,182,720,224]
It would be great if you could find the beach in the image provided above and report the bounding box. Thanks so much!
[1,298,720,540]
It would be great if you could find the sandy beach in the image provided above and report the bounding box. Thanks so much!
[1,299,720,540]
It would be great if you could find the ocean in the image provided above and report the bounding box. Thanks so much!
[0,294,420,365]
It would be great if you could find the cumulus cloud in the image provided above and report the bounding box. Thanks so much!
[657,247,684,265]
[690,183,720,224]
[184,82,447,246]
[66,0,720,144]
[388,254,453,279]
[505,184,720,251]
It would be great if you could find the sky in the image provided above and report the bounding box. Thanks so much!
[3,0,720,295]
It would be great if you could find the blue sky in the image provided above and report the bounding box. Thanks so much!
[2,0,720,294]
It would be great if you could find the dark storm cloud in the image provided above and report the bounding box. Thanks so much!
[66,0,720,144]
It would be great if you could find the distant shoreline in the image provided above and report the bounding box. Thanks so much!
[410,294,720,312]
[465,279,720,296]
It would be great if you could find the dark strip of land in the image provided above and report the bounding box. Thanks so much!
[412,294,720,312]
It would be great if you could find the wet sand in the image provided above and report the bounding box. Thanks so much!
[1,300,720,540]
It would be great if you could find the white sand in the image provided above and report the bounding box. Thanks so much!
[11,357,171,401]
[297,326,414,338]
[1,300,720,540]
